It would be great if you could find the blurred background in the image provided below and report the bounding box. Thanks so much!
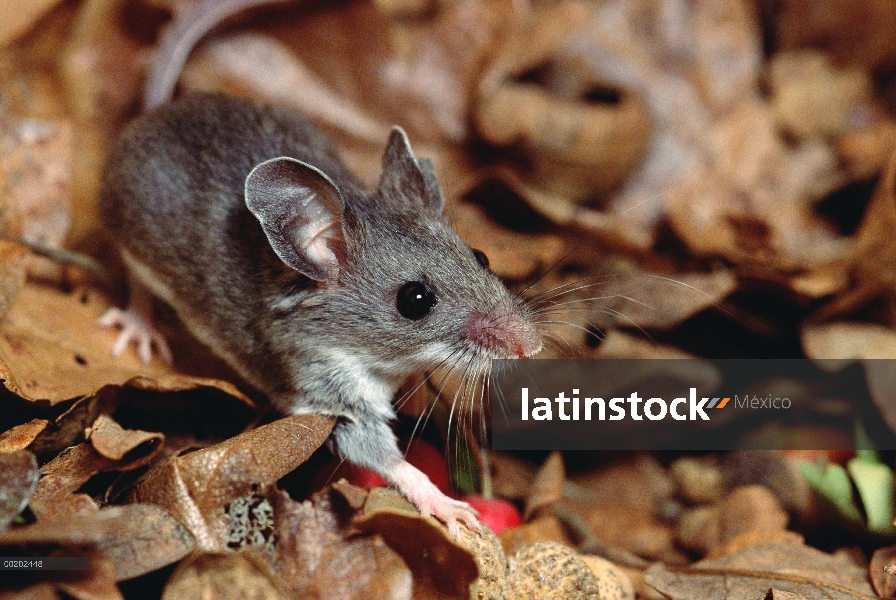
[3,0,896,364]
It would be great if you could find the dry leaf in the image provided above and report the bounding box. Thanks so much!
[0,504,193,581]
[162,552,290,600]
[768,0,896,73]
[0,419,48,453]
[769,51,874,140]
[257,487,415,600]
[0,0,65,47]
[86,413,164,462]
[523,451,565,520]
[0,553,123,600]
[0,449,39,530]
[131,414,334,551]
[869,544,896,599]
[0,281,250,405]
[644,541,877,600]
[29,439,154,519]
[499,515,571,556]
[353,487,479,599]
[92,504,195,581]
[447,199,565,280]
[676,485,789,556]
[0,115,72,256]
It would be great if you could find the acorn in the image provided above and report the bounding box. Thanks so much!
[505,542,606,600]
[454,522,507,600]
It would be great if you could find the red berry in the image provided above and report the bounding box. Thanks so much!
[783,449,855,466]
[342,464,387,489]
[404,439,451,493]
[462,495,523,535]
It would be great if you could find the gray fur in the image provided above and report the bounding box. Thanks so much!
[101,93,535,473]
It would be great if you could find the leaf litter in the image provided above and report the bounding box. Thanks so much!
[1,0,896,598]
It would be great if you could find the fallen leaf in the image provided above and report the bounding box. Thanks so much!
[257,486,415,600]
[869,544,896,598]
[29,439,151,519]
[0,281,252,406]
[0,503,194,582]
[86,413,163,462]
[0,115,73,271]
[92,504,195,581]
[499,515,571,556]
[769,50,875,140]
[0,449,39,530]
[0,0,65,47]
[0,418,48,453]
[768,0,896,73]
[802,322,896,435]
[644,541,878,600]
[130,414,334,551]
[676,485,789,556]
[353,487,479,599]
[0,552,123,600]
[162,552,290,600]
[523,451,565,520]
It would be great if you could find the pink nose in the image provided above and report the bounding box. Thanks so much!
[465,312,540,358]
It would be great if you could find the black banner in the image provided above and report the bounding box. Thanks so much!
[490,359,896,451]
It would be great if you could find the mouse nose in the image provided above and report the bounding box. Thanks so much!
[465,311,542,358]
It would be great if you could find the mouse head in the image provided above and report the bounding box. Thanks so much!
[245,127,542,379]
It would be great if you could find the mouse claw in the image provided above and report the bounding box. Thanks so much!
[387,461,482,539]
[99,307,174,365]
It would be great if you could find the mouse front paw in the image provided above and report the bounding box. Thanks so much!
[388,460,481,538]
[98,307,174,365]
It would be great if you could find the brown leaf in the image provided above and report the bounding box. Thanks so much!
[676,485,790,556]
[0,553,123,600]
[258,487,414,600]
[870,544,896,598]
[499,515,571,556]
[769,51,874,140]
[29,442,119,519]
[447,198,565,280]
[644,541,877,600]
[769,0,896,73]
[0,0,65,47]
[523,451,565,520]
[0,419,48,453]
[580,269,737,331]
[0,503,193,582]
[0,449,39,530]
[0,281,252,406]
[162,552,290,600]
[130,414,334,551]
[353,487,479,600]
[92,504,195,581]
[802,323,896,436]
[825,151,896,323]
[86,413,163,463]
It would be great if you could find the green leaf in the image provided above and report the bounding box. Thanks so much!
[797,461,863,525]
[847,457,896,533]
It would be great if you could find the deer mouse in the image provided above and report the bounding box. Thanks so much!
[99,92,543,534]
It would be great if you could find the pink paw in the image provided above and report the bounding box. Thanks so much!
[98,307,173,364]
[389,461,481,538]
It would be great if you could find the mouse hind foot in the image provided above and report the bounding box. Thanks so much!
[387,460,481,539]
[99,279,173,365]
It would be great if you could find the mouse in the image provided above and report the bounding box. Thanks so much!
[98,92,543,535]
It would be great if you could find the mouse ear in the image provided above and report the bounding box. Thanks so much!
[378,126,444,215]
[245,156,345,282]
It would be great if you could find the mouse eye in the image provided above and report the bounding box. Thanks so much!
[396,281,437,320]
[472,248,490,269]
